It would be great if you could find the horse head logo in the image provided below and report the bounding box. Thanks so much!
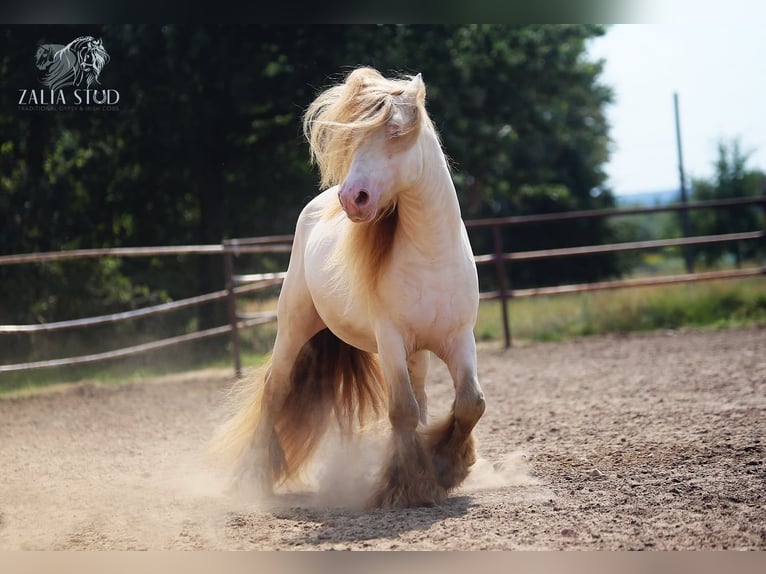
[35,36,110,91]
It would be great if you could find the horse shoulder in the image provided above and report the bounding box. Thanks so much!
[377,237,477,344]
[295,187,339,230]
[280,187,341,296]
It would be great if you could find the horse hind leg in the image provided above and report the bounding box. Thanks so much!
[222,343,309,498]
[224,364,287,497]
[213,305,325,499]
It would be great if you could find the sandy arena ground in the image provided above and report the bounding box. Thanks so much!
[1,326,764,550]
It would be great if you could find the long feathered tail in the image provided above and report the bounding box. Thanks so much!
[209,329,387,486]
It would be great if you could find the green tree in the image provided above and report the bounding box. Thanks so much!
[320,24,618,288]
[691,139,765,267]
[0,24,617,352]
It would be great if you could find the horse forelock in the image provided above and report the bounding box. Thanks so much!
[303,67,426,190]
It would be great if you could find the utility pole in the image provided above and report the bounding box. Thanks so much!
[674,92,694,273]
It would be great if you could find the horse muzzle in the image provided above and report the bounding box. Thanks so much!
[338,185,376,223]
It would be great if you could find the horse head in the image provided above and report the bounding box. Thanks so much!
[304,68,430,224]
[337,74,427,223]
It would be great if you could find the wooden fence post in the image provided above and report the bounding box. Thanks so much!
[761,186,766,267]
[492,225,512,349]
[674,92,695,273]
[223,247,242,378]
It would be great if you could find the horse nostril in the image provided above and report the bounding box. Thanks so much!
[355,190,370,206]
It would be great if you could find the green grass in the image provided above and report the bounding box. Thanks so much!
[3,275,765,394]
[475,275,766,344]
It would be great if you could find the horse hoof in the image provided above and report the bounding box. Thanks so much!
[227,468,274,501]
[424,417,478,491]
[367,483,444,509]
[228,446,275,500]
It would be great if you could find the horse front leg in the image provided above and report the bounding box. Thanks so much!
[427,329,486,492]
[408,350,430,426]
[368,324,446,508]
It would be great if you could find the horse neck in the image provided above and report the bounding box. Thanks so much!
[396,128,465,256]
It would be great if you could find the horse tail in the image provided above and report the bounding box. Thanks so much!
[274,328,387,482]
[209,328,387,485]
[207,360,271,467]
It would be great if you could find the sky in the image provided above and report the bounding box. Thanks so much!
[587,17,766,196]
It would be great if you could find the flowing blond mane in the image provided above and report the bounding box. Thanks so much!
[303,67,435,305]
[303,67,428,189]
[321,200,399,306]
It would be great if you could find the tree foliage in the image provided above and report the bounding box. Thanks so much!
[0,24,615,332]
[691,139,765,267]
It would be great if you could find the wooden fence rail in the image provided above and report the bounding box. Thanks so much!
[474,231,765,264]
[472,195,766,347]
[0,246,290,375]
[1,195,764,376]
[0,315,277,374]
[463,195,766,229]
[0,244,292,267]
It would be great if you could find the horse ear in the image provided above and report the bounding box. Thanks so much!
[406,73,426,106]
[388,73,425,139]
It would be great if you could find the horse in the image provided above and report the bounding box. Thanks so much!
[212,67,485,508]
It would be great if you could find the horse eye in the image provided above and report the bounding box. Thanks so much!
[366,101,385,118]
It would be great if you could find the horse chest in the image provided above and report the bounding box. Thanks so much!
[378,254,478,343]
[301,201,478,354]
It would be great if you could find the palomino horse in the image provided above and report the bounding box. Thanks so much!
[213,67,485,508]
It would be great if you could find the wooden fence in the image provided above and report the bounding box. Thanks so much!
[0,240,291,375]
[466,195,766,347]
[1,196,764,377]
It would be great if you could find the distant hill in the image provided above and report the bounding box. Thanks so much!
[615,189,681,207]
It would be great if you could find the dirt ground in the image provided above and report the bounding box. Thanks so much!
[1,325,764,550]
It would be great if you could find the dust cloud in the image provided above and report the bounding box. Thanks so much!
[222,423,537,510]
[460,451,539,492]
